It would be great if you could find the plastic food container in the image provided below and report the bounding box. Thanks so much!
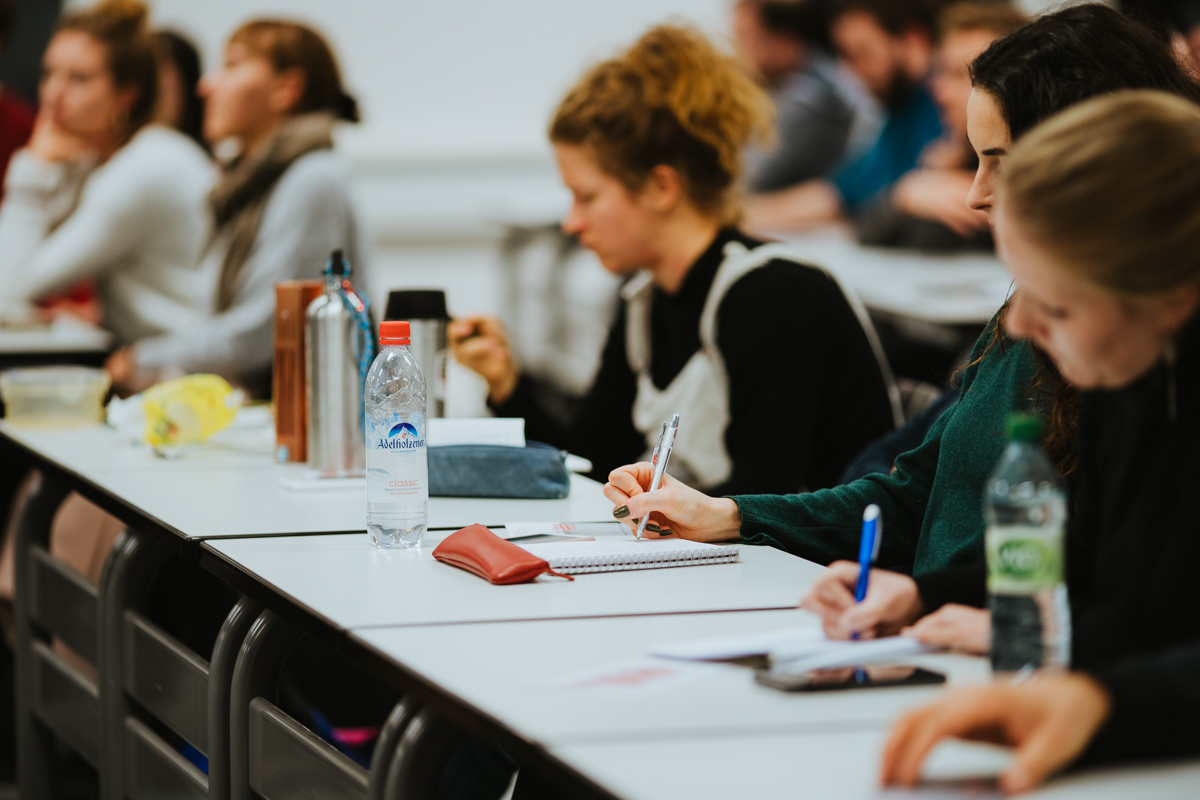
[0,366,111,426]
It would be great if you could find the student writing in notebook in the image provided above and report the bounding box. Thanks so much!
[866,91,1200,793]
[449,25,897,497]
[604,4,1200,577]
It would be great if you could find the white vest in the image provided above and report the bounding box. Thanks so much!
[623,241,901,490]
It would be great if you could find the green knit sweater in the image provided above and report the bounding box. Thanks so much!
[732,315,1040,576]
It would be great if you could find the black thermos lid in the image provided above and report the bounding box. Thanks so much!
[384,289,449,321]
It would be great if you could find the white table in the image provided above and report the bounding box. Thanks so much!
[353,609,988,746]
[204,534,824,630]
[0,314,113,357]
[554,727,1200,800]
[780,229,1011,325]
[1,420,617,538]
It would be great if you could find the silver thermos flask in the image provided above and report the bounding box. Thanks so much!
[384,290,449,417]
[306,250,372,475]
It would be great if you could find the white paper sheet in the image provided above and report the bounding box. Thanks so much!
[427,417,525,448]
[648,626,826,661]
[769,636,935,673]
[502,522,628,540]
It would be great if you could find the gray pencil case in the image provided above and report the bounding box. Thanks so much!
[427,441,571,498]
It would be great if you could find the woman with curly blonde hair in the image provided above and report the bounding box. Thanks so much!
[451,25,898,498]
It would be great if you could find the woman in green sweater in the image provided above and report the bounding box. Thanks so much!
[605,5,1200,578]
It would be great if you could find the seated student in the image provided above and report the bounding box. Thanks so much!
[106,19,364,397]
[743,0,942,232]
[449,25,900,497]
[603,4,1200,577]
[876,91,1200,793]
[0,0,213,341]
[856,1,1025,250]
[152,30,207,151]
[733,0,859,191]
[0,0,34,199]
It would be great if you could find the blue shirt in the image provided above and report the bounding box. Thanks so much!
[831,83,942,211]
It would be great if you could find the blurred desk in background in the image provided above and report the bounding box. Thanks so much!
[0,314,113,370]
[780,229,1011,387]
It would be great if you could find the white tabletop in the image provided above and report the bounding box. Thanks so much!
[353,609,989,747]
[554,726,1200,800]
[1,420,617,538]
[0,314,112,355]
[780,229,1010,325]
[205,534,824,630]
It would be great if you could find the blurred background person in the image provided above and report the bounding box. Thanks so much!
[450,25,899,497]
[0,0,34,199]
[733,0,860,192]
[744,0,941,233]
[107,19,365,398]
[0,0,213,336]
[152,29,207,151]
[856,1,1026,250]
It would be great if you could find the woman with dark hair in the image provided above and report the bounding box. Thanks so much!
[605,4,1200,607]
[106,19,365,396]
[152,30,206,150]
[882,89,1200,793]
[0,0,212,343]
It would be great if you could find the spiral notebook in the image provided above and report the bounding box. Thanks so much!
[515,539,739,575]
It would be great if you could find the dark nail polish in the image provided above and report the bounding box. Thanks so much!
[645,522,662,533]
[613,505,630,519]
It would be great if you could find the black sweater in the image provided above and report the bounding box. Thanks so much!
[493,229,896,495]
[912,314,1200,764]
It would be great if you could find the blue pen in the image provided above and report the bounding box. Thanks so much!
[851,504,882,641]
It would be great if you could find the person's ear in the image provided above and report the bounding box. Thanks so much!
[266,67,306,115]
[1159,284,1200,333]
[642,164,684,213]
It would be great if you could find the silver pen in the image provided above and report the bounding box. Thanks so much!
[636,413,680,540]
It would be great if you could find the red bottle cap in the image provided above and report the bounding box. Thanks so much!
[379,320,411,345]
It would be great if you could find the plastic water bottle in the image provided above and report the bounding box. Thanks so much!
[364,321,428,548]
[985,413,1071,674]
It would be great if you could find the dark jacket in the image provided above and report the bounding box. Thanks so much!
[912,314,1200,763]
[494,229,896,495]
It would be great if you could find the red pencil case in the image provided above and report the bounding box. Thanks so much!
[432,524,574,585]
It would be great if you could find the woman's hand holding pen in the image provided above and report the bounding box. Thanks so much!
[447,316,519,404]
[801,563,925,639]
[604,462,743,542]
[801,564,991,653]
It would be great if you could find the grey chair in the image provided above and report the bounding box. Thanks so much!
[229,609,464,800]
[99,527,261,800]
[13,470,100,798]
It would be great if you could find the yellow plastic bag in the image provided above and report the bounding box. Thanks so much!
[142,374,242,447]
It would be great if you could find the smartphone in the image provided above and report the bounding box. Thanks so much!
[754,665,946,693]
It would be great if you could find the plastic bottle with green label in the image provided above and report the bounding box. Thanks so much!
[985,413,1071,674]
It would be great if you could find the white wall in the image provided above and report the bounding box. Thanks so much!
[143,0,730,163]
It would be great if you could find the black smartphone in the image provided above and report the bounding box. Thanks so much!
[754,665,946,693]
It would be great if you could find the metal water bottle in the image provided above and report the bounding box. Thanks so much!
[306,250,373,476]
[384,290,449,417]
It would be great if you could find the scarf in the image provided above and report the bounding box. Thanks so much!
[210,112,336,311]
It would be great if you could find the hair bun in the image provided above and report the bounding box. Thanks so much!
[90,0,149,37]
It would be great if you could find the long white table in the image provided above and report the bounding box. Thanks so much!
[203,534,823,630]
[0,420,617,540]
[352,609,988,746]
[0,314,112,358]
[554,727,1200,800]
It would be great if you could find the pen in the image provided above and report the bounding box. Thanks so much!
[852,504,882,640]
[635,413,679,541]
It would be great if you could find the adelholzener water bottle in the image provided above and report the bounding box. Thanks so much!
[985,413,1071,675]
[364,321,428,548]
